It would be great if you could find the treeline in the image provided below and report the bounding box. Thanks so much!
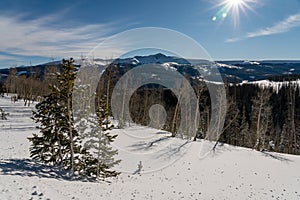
[3,61,300,155]
[119,82,300,155]
[97,63,300,155]
[221,82,300,154]
[3,65,59,105]
[267,74,300,82]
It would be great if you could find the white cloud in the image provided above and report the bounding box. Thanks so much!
[226,12,300,42]
[0,14,119,59]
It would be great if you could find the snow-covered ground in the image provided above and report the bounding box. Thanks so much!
[1,95,300,200]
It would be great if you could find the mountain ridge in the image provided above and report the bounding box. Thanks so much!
[1,53,300,83]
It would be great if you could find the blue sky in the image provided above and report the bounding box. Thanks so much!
[0,0,300,68]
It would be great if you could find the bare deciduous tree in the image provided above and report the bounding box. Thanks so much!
[251,88,272,151]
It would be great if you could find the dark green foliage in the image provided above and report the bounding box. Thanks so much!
[239,106,250,147]
[28,58,120,179]
[29,58,84,176]
[29,94,67,165]
[84,96,121,179]
[98,63,300,155]
[0,82,5,97]
[230,83,300,154]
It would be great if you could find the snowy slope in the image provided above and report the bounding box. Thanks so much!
[1,95,300,200]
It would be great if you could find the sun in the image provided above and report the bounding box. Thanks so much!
[212,0,256,26]
[228,0,243,6]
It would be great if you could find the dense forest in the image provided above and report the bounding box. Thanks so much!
[97,63,300,155]
[2,60,300,156]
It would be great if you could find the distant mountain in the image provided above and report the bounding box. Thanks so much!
[111,53,190,66]
[216,60,300,82]
[1,54,300,83]
[105,54,300,82]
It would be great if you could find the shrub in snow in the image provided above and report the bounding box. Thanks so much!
[0,107,9,120]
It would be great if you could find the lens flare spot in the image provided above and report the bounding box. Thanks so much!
[212,16,217,21]
[222,12,227,18]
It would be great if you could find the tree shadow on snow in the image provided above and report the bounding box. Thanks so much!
[261,151,293,162]
[0,158,76,181]
[155,140,191,160]
[128,136,171,151]
[126,131,191,160]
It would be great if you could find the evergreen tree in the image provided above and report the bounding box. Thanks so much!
[84,96,121,179]
[29,94,67,165]
[239,106,249,147]
[71,64,121,179]
[0,82,5,97]
[28,58,84,176]
[286,82,296,154]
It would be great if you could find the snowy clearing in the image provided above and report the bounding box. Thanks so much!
[0,95,300,200]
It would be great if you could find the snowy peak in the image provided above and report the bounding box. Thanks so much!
[112,53,190,66]
[215,62,242,69]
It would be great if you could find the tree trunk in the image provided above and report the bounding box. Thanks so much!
[67,93,75,176]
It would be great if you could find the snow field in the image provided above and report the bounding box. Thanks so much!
[1,95,300,200]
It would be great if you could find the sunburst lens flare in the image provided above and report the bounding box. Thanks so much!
[213,0,257,26]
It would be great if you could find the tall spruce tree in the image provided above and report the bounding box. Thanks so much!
[29,94,67,165]
[28,58,83,176]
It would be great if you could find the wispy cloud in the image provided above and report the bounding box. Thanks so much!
[0,54,18,61]
[226,12,300,42]
[0,14,119,62]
